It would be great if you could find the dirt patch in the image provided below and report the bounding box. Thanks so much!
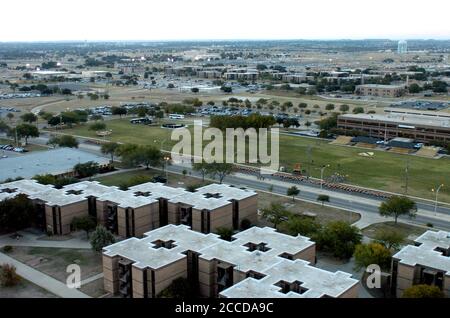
[256,191,360,225]
[7,247,103,283]
[0,278,58,298]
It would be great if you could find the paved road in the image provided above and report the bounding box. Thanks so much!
[26,133,450,230]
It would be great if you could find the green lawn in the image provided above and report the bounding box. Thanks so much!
[94,168,210,189]
[60,118,450,202]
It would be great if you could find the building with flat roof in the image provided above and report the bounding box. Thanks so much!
[0,148,110,182]
[102,224,359,298]
[337,112,450,144]
[391,230,450,297]
[355,84,405,97]
[0,179,257,236]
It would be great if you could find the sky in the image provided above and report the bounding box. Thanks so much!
[0,0,449,41]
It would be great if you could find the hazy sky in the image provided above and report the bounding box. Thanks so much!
[0,0,449,41]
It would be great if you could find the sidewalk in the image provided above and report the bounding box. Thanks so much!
[0,252,90,298]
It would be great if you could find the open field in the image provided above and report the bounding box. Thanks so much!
[362,221,432,244]
[61,118,450,202]
[256,190,360,225]
[7,247,103,283]
[94,168,211,189]
[0,276,58,298]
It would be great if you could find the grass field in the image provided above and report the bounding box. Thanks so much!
[60,118,450,202]
[94,168,210,189]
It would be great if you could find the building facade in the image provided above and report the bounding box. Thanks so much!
[0,180,257,237]
[102,225,359,298]
[355,84,405,97]
[337,112,450,144]
[391,230,450,297]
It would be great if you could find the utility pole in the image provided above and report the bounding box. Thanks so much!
[405,161,409,195]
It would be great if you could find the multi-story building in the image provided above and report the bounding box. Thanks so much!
[0,180,257,237]
[102,224,359,298]
[355,84,405,97]
[391,230,450,297]
[337,110,450,144]
[224,68,259,81]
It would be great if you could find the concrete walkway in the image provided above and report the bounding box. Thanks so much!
[0,251,90,298]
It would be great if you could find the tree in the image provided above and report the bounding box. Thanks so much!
[20,113,38,124]
[88,122,107,131]
[374,229,405,250]
[39,111,54,121]
[158,277,193,298]
[260,203,291,230]
[6,113,14,122]
[0,264,21,287]
[216,227,234,241]
[101,142,120,163]
[314,221,362,259]
[283,216,321,237]
[208,163,233,183]
[325,104,335,111]
[287,186,300,202]
[192,161,209,182]
[402,285,445,298]
[16,123,39,144]
[73,161,100,178]
[408,83,422,94]
[354,243,392,271]
[134,145,164,170]
[71,216,97,239]
[111,106,127,118]
[353,107,364,114]
[48,135,79,148]
[0,194,36,232]
[317,194,330,206]
[339,104,350,112]
[379,196,417,224]
[90,225,116,252]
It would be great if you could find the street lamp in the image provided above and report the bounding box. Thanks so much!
[431,184,444,216]
[319,164,330,191]
[163,155,171,181]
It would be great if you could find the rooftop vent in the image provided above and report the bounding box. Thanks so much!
[244,242,270,252]
[275,280,308,295]
[65,190,83,195]
[0,188,17,194]
[152,239,176,249]
[203,192,223,199]
[134,191,151,197]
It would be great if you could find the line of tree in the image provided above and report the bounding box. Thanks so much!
[210,113,276,130]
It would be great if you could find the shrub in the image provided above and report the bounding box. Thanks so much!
[216,227,234,241]
[402,285,445,298]
[0,264,21,287]
[2,246,13,253]
[240,219,252,230]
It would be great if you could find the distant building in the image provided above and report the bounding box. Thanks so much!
[398,40,408,54]
[391,230,450,297]
[337,110,450,144]
[355,84,405,97]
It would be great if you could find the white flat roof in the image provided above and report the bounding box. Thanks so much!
[103,225,357,298]
[0,179,255,210]
[393,230,450,275]
[339,113,450,128]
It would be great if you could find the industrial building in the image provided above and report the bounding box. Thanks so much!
[0,180,257,236]
[337,110,450,144]
[391,230,450,297]
[102,224,359,298]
